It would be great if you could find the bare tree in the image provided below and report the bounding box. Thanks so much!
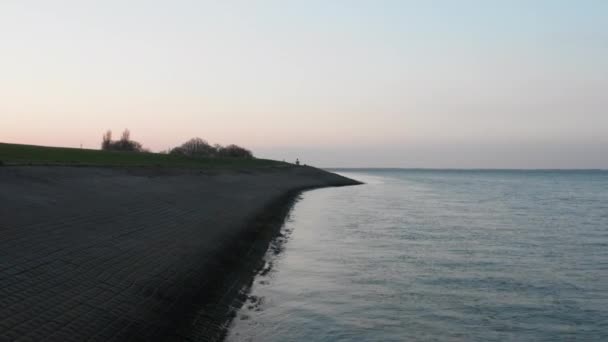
[101,130,112,150]
[101,129,145,152]
[120,129,130,142]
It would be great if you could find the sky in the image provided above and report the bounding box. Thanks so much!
[1,0,607,168]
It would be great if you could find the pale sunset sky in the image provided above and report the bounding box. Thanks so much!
[1,1,607,168]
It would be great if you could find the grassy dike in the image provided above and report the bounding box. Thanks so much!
[0,142,284,168]
[0,142,360,341]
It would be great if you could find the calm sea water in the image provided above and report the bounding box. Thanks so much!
[226,170,608,341]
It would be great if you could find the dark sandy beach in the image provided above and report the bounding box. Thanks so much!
[0,165,359,341]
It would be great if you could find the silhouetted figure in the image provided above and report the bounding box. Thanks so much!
[295,158,300,166]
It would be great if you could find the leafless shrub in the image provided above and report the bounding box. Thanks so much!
[170,137,216,157]
[216,144,253,158]
[170,138,253,158]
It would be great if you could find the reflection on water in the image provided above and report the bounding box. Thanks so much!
[226,170,608,341]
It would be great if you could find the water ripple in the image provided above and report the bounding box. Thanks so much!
[227,170,608,341]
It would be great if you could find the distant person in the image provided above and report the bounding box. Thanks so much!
[295,158,300,166]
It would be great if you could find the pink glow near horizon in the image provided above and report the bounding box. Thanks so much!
[1,1,607,168]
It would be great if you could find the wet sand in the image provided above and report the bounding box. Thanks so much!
[0,165,359,341]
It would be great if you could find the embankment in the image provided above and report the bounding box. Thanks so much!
[0,165,359,341]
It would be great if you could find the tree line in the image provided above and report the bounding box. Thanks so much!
[101,129,253,158]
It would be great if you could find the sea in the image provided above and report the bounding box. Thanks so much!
[225,169,608,341]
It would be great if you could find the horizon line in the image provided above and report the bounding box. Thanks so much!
[325,167,608,171]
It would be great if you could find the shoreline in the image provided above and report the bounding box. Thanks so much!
[166,188,311,341]
[0,165,360,341]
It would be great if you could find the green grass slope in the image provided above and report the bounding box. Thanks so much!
[0,143,285,169]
